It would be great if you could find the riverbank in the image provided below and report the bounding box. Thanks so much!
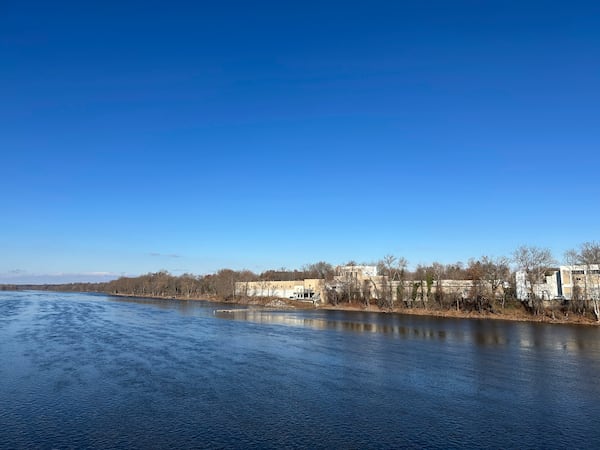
[105,291,600,326]
[322,303,600,325]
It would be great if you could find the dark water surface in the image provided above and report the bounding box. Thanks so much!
[1,291,600,449]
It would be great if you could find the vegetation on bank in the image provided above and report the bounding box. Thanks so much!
[2,242,599,324]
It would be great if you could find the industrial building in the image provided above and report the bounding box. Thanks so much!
[516,265,600,301]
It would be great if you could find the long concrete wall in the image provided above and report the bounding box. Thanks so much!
[237,277,506,303]
[235,279,325,300]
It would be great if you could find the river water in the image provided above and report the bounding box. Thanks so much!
[1,291,600,449]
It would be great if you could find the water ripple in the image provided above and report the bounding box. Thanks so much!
[1,291,600,448]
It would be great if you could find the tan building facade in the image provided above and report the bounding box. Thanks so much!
[236,265,509,304]
[516,264,600,301]
[235,278,325,301]
[559,264,600,300]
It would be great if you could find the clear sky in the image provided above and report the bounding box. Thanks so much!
[1,1,599,283]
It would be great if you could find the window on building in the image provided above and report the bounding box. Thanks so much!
[572,270,585,275]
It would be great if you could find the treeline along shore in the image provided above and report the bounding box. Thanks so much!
[4,242,600,325]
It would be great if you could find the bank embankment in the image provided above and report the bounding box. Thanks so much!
[322,303,600,325]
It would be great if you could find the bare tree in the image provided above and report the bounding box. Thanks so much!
[431,262,445,308]
[213,269,239,300]
[445,261,467,280]
[377,255,408,310]
[565,242,600,321]
[581,242,600,321]
[467,259,486,312]
[180,273,198,298]
[564,249,585,314]
[512,245,555,315]
[326,286,339,306]
[303,261,335,280]
[480,256,510,310]
[361,280,371,308]
[580,241,600,263]
[236,270,258,298]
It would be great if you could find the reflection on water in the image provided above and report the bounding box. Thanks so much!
[214,308,600,354]
[2,291,600,449]
[216,310,458,343]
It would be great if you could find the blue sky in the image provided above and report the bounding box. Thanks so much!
[1,1,599,283]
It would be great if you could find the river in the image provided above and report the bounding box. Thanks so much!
[1,291,599,448]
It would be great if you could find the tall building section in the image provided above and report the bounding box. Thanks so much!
[515,265,600,301]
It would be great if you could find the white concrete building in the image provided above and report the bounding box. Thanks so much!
[516,264,600,301]
[336,265,378,281]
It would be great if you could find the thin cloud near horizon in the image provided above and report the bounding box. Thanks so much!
[149,253,182,258]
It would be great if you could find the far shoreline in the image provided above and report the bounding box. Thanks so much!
[4,288,598,326]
